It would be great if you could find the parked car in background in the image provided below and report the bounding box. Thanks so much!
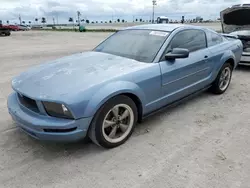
[7,25,21,31]
[17,24,30,31]
[8,24,243,148]
[31,25,43,29]
[221,4,250,64]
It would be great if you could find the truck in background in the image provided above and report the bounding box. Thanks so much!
[156,16,169,24]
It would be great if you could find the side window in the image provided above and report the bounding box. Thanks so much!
[207,31,223,47]
[168,29,207,52]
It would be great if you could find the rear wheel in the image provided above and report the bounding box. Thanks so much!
[210,63,232,94]
[88,95,138,148]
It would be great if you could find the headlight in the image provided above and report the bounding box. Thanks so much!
[42,102,74,119]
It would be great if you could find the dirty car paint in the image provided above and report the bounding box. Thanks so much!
[12,51,151,100]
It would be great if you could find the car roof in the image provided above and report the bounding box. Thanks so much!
[123,24,204,32]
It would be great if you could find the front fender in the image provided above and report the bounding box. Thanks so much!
[82,81,146,118]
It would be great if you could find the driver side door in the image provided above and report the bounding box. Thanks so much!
[159,29,212,105]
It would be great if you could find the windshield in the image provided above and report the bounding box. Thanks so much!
[94,29,170,63]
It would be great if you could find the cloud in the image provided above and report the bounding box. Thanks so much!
[0,0,249,24]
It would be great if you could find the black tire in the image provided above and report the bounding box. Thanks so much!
[88,95,138,148]
[210,63,233,94]
[5,32,10,36]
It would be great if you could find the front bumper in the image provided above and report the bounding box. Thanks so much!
[240,52,250,64]
[7,92,93,142]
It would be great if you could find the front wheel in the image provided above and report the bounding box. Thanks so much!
[88,95,138,148]
[210,63,233,94]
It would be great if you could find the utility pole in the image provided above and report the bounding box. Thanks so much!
[19,14,22,25]
[53,17,55,26]
[56,13,59,25]
[152,0,157,23]
[77,11,81,31]
[77,11,81,24]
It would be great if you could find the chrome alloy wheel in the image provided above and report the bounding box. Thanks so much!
[219,67,231,91]
[102,104,134,143]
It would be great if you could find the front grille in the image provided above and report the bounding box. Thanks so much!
[17,93,39,113]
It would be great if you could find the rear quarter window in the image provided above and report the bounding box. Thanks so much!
[207,31,223,47]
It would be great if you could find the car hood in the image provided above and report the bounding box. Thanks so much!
[220,5,250,33]
[12,51,148,100]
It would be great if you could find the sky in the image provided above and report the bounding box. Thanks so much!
[0,0,249,24]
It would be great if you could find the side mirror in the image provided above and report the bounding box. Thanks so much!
[165,48,189,60]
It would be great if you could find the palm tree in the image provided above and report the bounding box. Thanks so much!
[68,17,74,29]
[22,21,25,24]
[35,18,38,25]
[6,20,9,24]
[29,21,31,25]
[41,17,46,26]
[68,17,73,22]
[86,20,90,24]
[117,19,120,22]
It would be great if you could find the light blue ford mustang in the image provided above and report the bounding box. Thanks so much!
[8,24,243,148]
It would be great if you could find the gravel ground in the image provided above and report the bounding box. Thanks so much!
[0,31,250,188]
